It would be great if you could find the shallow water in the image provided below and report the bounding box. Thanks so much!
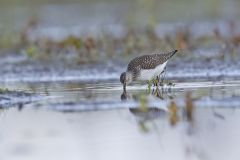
[0,49,240,160]
[0,80,240,160]
[1,79,240,110]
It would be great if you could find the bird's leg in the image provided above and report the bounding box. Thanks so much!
[151,77,158,87]
[155,87,164,100]
[155,76,160,87]
[156,76,159,83]
[159,67,166,86]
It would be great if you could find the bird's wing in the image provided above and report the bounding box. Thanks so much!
[127,50,177,73]
[141,55,164,69]
[141,50,177,69]
[127,55,159,71]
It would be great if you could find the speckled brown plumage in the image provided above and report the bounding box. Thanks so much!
[127,50,177,79]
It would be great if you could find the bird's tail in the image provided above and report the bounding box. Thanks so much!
[157,50,177,64]
[161,49,178,62]
[167,50,178,59]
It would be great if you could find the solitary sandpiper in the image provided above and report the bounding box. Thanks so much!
[120,50,178,90]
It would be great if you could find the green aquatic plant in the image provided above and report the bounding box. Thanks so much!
[59,36,82,49]
[147,80,152,93]
[0,31,20,49]
[1,16,239,64]
[0,88,9,94]
[25,45,38,58]
[152,78,159,86]
[147,78,158,92]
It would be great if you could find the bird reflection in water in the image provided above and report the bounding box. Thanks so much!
[120,86,200,133]
[121,86,175,132]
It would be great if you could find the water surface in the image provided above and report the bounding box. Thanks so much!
[0,80,240,160]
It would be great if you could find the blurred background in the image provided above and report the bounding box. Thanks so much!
[0,0,240,64]
[0,0,240,79]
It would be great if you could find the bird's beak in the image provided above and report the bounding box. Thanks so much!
[123,82,126,91]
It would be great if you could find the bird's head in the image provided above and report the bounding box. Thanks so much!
[120,72,133,90]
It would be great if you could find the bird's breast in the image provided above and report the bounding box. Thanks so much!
[137,61,167,81]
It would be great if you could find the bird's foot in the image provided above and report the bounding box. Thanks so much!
[157,67,166,86]
[156,75,164,86]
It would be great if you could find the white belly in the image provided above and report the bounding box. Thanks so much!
[137,61,167,81]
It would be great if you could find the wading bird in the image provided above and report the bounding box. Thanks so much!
[120,50,177,90]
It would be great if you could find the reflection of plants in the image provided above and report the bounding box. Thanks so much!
[139,94,148,112]
[168,92,195,126]
[185,92,194,122]
[138,121,149,133]
[130,107,167,133]
[169,101,179,126]
[129,87,196,130]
